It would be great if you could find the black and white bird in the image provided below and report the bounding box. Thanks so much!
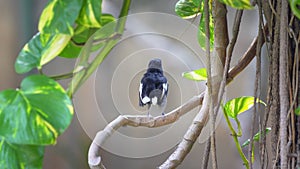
[139,59,168,116]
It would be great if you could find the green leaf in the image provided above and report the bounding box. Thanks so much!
[295,106,300,116]
[290,0,300,19]
[73,27,98,44]
[40,34,71,64]
[289,0,300,19]
[15,33,71,74]
[77,0,103,28]
[175,0,203,19]
[58,25,95,58]
[38,0,83,35]
[242,127,271,148]
[59,41,83,58]
[73,14,115,44]
[0,75,73,145]
[219,0,253,9]
[182,68,207,81]
[198,8,214,51]
[0,138,44,169]
[59,14,116,58]
[223,96,266,119]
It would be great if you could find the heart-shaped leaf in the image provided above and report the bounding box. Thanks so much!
[175,0,203,19]
[15,33,71,74]
[0,138,44,169]
[223,96,266,119]
[76,0,103,28]
[38,0,83,35]
[0,75,73,145]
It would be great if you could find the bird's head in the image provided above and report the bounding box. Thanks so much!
[148,58,163,71]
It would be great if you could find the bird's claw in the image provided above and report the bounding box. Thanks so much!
[161,112,166,121]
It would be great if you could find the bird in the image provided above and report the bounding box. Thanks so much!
[139,58,168,116]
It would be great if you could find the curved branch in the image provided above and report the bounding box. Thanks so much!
[88,94,204,168]
[88,26,269,169]
[227,25,268,84]
[159,89,210,169]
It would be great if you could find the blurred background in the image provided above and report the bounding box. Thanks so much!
[0,0,269,168]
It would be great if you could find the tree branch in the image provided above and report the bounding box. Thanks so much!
[279,0,289,167]
[88,94,204,169]
[87,26,269,169]
[158,89,210,169]
[201,139,211,169]
[227,25,268,84]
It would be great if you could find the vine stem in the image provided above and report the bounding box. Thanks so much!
[50,72,74,80]
[223,108,249,169]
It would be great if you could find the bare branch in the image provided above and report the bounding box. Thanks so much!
[159,89,210,169]
[201,139,211,169]
[251,1,264,168]
[227,25,268,84]
[88,93,204,169]
[279,0,289,167]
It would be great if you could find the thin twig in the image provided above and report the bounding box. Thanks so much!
[227,10,243,63]
[215,9,243,123]
[291,27,300,169]
[204,0,218,168]
[213,9,243,166]
[71,33,122,46]
[202,139,211,169]
[256,3,271,169]
[227,26,268,84]
[249,6,263,168]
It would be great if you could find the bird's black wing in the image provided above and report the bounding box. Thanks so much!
[139,70,168,107]
[139,73,155,106]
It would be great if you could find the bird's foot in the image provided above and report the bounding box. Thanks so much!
[161,112,166,121]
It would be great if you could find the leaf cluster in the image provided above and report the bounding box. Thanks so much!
[1,0,118,168]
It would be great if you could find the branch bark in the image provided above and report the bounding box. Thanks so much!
[227,25,268,84]
[279,0,289,168]
[270,1,281,165]
[88,94,204,168]
[158,89,210,169]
